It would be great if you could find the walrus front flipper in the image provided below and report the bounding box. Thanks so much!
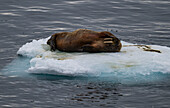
[81,45,94,52]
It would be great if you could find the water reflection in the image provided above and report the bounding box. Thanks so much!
[70,82,122,107]
[34,74,122,107]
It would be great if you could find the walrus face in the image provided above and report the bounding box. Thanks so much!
[47,34,57,51]
[112,37,122,51]
[100,31,122,52]
[114,38,122,52]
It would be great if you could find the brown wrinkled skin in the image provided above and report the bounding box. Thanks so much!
[47,29,122,52]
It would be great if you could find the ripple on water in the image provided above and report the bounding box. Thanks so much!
[0,12,21,16]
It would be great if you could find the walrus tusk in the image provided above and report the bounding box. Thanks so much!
[104,38,113,41]
[104,41,113,44]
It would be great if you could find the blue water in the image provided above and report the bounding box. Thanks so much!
[1,0,170,107]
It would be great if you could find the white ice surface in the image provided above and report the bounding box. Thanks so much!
[17,37,170,76]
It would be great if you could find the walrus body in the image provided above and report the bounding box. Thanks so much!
[47,29,122,52]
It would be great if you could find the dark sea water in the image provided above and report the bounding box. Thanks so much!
[0,0,170,107]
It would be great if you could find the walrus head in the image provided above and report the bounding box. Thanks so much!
[47,34,57,51]
[100,31,122,52]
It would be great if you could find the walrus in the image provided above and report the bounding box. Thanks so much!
[47,29,122,52]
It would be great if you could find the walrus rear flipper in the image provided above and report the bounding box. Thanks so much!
[47,35,57,51]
